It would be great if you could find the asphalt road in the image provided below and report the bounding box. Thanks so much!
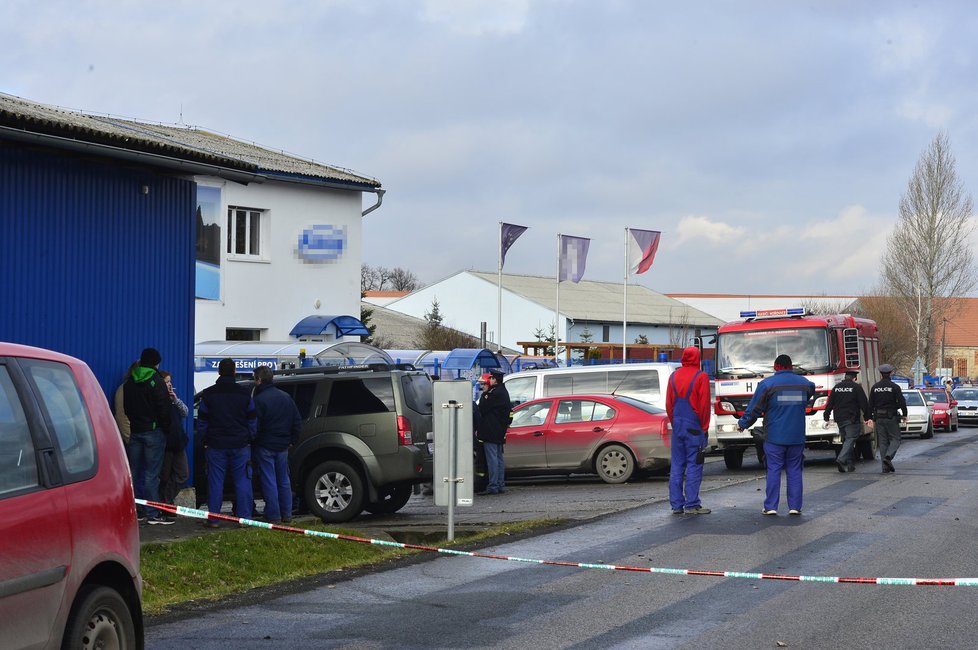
[145,430,978,649]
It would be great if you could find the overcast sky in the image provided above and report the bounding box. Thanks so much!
[5,1,978,295]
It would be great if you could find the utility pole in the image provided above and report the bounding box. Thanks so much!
[940,318,947,375]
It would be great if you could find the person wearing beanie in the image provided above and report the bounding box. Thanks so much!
[868,363,908,474]
[665,346,712,515]
[123,347,174,525]
[737,354,816,516]
[823,369,871,473]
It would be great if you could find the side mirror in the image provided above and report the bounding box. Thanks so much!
[926,400,935,406]
[950,400,958,406]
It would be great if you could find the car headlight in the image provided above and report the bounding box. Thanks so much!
[813,396,828,408]
[719,401,735,412]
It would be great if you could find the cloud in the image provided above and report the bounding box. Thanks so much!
[675,215,747,246]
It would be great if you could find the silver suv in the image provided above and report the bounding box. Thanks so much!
[279,364,433,523]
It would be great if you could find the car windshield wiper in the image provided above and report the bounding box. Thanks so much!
[793,365,813,375]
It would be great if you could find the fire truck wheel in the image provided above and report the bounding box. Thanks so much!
[723,449,744,470]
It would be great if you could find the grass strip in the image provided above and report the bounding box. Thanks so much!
[141,518,563,615]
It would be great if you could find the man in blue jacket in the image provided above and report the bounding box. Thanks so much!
[252,365,302,523]
[197,358,257,525]
[737,354,816,516]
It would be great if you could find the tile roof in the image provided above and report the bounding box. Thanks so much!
[0,92,379,188]
[943,298,978,347]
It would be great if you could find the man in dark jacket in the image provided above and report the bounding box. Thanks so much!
[738,354,816,516]
[197,358,257,524]
[666,346,711,515]
[477,369,511,495]
[823,369,871,473]
[252,365,302,523]
[123,347,173,525]
[868,363,908,474]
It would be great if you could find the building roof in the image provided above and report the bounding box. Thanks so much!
[468,272,723,327]
[0,92,379,189]
[943,298,978,347]
[362,302,428,349]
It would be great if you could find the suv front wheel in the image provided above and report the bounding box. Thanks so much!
[304,460,365,523]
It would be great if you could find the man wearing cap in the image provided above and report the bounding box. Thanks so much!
[477,369,511,495]
[737,354,816,516]
[869,364,907,473]
[823,369,871,472]
[123,347,174,525]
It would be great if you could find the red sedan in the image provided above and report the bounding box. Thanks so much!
[505,394,671,483]
[920,388,959,432]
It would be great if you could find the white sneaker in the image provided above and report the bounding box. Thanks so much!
[762,509,777,516]
[788,509,801,516]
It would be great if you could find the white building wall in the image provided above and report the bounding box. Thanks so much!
[384,272,557,351]
[194,178,364,343]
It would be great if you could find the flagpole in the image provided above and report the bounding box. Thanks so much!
[555,233,560,365]
[497,221,503,353]
[623,228,628,364]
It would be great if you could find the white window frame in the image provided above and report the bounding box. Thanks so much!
[226,206,269,261]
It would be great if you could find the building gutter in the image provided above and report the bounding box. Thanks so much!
[0,125,267,185]
[361,188,385,217]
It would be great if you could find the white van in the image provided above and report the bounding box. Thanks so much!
[503,362,680,411]
[502,362,718,450]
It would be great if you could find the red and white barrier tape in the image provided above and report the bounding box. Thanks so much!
[136,499,978,587]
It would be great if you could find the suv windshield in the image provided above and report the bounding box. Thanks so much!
[716,327,830,377]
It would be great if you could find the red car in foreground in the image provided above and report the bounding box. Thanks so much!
[0,342,143,649]
[505,393,672,483]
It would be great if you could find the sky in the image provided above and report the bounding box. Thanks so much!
[5,0,978,296]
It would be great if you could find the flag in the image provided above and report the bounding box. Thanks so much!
[558,235,590,283]
[627,228,661,275]
[500,222,528,269]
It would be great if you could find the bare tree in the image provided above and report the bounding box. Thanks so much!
[852,287,916,371]
[881,132,977,371]
[799,297,858,316]
[388,267,421,292]
[361,264,420,292]
[668,306,691,347]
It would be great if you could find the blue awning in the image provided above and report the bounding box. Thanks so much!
[289,314,370,338]
[442,348,503,371]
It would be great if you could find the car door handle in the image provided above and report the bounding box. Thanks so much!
[592,427,604,432]
[532,431,544,437]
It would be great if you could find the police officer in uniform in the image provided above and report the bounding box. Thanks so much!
[868,363,907,473]
[823,369,871,472]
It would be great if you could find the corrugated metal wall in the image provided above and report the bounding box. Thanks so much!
[0,143,197,412]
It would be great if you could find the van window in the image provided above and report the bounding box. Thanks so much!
[0,366,38,496]
[610,369,661,403]
[505,376,537,406]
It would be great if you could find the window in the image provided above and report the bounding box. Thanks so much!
[24,360,96,480]
[400,374,433,415]
[226,328,261,341]
[227,206,266,258]
[511,401,551,427]
[602,325,610,342]
[0,366,38,496]
[504,377,537,406]
[326,378,395,417]
[554,399,608,424]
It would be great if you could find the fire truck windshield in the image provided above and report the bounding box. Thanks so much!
[716,328,830,377]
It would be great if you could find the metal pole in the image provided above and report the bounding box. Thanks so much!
[444,399,459,541]
[622,228,628,363]
[497,222,503,352]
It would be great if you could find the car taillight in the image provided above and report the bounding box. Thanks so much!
[397,416,413,445]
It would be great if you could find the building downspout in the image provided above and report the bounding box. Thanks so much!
[362,188,386,217]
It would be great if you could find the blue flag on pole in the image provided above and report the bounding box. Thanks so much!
[500,222,528,269]
[558,235,590,283]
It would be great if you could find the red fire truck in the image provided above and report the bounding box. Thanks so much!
[712,308,881,469]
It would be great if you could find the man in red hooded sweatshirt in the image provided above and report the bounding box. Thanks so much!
[666,346,712,514]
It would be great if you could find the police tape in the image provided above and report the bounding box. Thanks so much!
[136,499,978,587]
